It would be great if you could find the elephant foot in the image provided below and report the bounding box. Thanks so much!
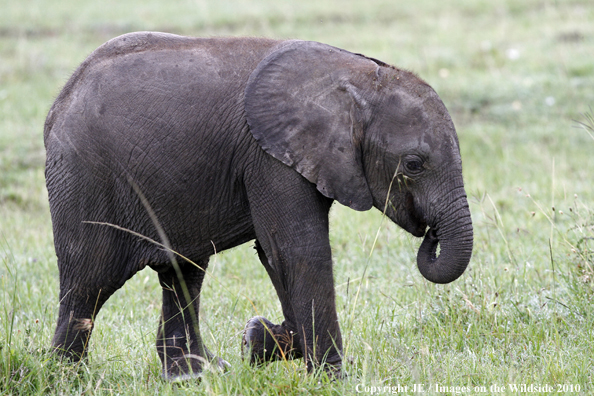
[158,332,230,380]
[242,316,301,365]
[162,353,231,381]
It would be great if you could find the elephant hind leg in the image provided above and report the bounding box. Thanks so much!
[52,249,139,361]
[52,291,101,361]
[157,260,228,380]
[51,223,148,360]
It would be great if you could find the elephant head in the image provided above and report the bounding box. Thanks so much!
[246,41,472,284]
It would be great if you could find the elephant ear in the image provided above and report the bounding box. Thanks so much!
[245,40,378,211]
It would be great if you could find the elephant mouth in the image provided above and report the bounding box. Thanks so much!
[407,220,427,238]
[403,192,427,237]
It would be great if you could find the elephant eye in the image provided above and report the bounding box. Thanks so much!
[404,159,424,173]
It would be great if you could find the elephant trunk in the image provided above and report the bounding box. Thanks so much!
[416,200,473,284]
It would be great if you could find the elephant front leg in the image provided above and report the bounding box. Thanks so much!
[244,162,343,375]
[244,234,343,376]
[156,261,228,379]
[289,256,344,374]
[242,240,302,364]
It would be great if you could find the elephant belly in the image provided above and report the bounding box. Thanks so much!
[116,155,258,266]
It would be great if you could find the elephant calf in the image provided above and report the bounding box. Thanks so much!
[44,32,473,379]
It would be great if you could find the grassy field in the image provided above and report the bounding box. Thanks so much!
[1,0,593,394]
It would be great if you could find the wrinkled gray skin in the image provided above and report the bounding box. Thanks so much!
[44,32,473,379]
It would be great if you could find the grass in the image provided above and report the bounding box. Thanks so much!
[1,0,593,394]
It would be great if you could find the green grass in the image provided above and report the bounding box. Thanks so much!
[1,0,593,394]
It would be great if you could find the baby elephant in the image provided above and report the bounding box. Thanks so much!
[44,32,473,379]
